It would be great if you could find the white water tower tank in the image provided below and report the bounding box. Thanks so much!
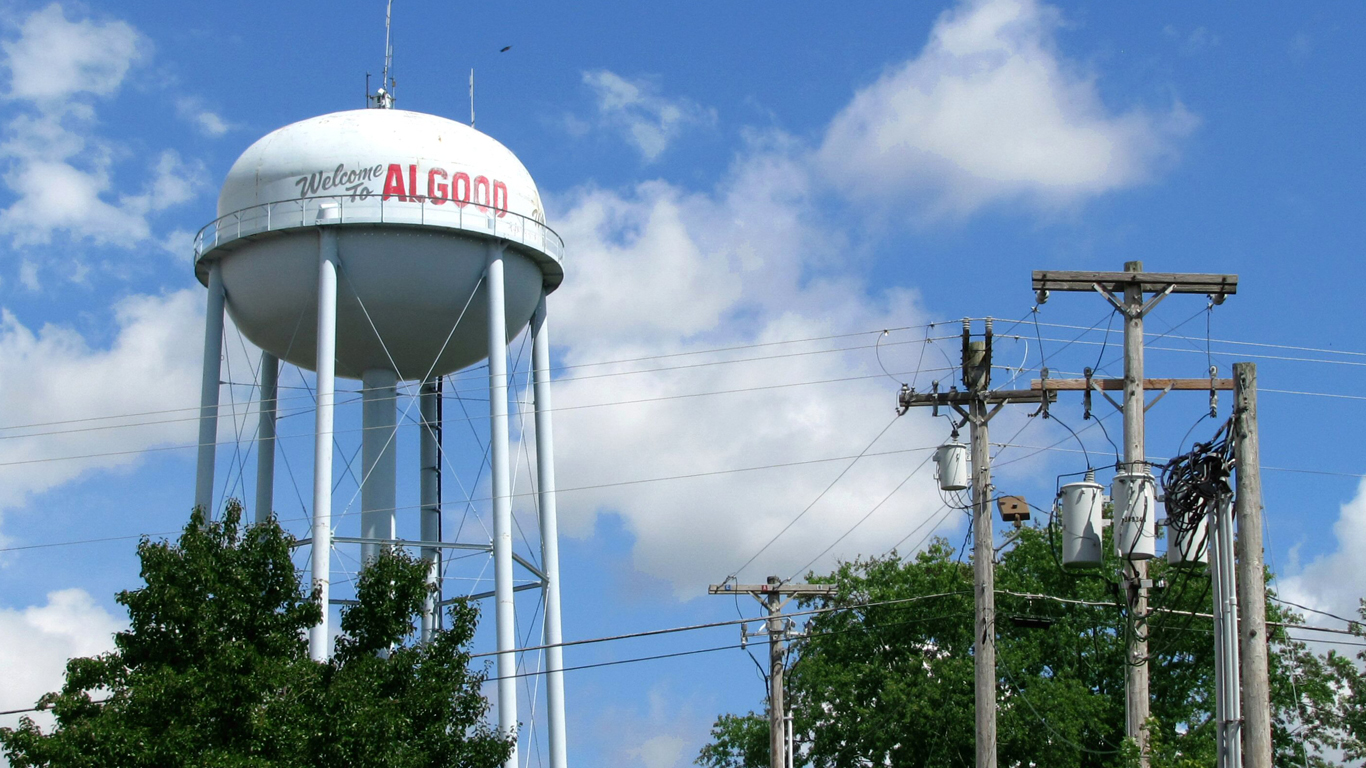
[190,104,570,768]
[1059,476,1104,569]
[194,108,564,379]
[935,441,969,492]
[1113,471,1157,560]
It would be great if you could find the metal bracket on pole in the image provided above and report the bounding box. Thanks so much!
[1137,285,1176,319]
[1143,382,1174,413]
[1094,283,1126,314]
[1092,377,1124,413]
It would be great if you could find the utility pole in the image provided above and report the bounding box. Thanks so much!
[709,577,836,768]
[896,318,1051,768]
[1233,363,1272,768]
[1032,263,1237,765]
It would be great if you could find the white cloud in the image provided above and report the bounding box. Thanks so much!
[158,227,195,259]
[0,589,123,734]
[0,290,203,515]
[589,685,712,768]
[0,5,205,250]
[0,3,144,104]
[581,70,716,162]
[1280,477,1366,626]
[819,0,1195,217]
[17,259,38,291]
[176,97,232,137]
[546,141,958,595]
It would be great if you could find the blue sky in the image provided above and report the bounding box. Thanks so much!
[0,1,1364,766]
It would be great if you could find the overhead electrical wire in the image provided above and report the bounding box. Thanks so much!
[0,445,945,555]
[3,312,1363,442]
[727,414,903,582]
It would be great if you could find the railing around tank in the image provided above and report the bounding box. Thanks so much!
[192,194,564,265]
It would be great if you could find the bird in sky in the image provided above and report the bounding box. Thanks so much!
[500,46,511,52]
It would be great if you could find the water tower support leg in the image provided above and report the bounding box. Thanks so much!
[532,295,568,768]
[255,351,278,525]
[194,262,225,515]
[310,228,339,662]
[486,243,519,768]
[420,378,442,642]
[361,368,398,565]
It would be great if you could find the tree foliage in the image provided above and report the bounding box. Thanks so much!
[1326,600,1366,763]
[0,502,512,768]
[698,525,1346,767]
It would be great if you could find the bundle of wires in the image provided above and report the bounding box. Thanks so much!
[1160,418,1235,550]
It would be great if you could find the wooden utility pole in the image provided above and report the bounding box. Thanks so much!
[1233,363,1272,768]
[709,577,836,768]
[1032,262,1237,766]
[896,318,1051,768]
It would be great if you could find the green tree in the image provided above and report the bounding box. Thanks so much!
[1327,600,1366,762]
[0,502,512,768]
[699,526,1344,767]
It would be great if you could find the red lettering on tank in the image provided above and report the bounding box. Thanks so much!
[473,175,491,212]
[428,168,448,204]
[492,181,508,217]
[382,163,406,201]
[452,172,470,208]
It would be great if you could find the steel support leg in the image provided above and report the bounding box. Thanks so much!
[420,378,442,642]
[361,367,398,565]
[310,228,339,662]
[194,262,225,515]
[255,351,278,525]
[486,242,518,767]
[533,295,568,768]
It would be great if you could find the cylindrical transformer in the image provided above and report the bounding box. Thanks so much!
[935,442,969,492]
[1113,471,1157,559]
[1059,478,1104,569]
[1166,511,1210,568]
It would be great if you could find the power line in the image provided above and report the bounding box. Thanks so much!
[0,445,943,555]
[1031,320,1366,360]
[727,414,902,581]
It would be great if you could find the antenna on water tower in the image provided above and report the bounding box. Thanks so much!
[372,0,395,108]
[469,68,475,128]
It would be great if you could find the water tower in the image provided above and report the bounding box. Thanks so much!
[191,105,567,768]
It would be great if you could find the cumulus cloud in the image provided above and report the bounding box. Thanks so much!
[0,290,203,516]
[0,3,144,104]
[545,141,959,595]
[0,4,205,250]
[581,70,716,162]
[1280,477,1366,625]
[176,97,232,137]
[0,589,123,734]
[542,0,1167,593]
[819,0,1196,217]
[588,685,712,768]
